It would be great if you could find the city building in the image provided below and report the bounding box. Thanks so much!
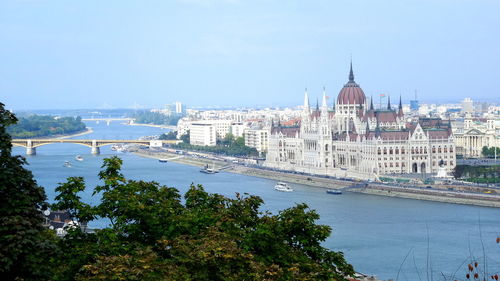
[190,122,216,146]
[244,128,269,154]
[461,98,474,114]
[452,118,500,157]
[264,64,456,180]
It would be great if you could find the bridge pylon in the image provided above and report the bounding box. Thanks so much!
[26,140,36,155]
[91,140,100,155]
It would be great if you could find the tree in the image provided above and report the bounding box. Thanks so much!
[180,130,190,144]
[0,103,56,280]
[52,156,355,280]
[159,131,177,140]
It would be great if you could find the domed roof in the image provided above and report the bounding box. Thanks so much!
[337,63,366,105]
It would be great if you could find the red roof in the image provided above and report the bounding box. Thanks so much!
[271,126,300,137]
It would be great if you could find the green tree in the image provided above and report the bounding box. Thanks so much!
[0,103,56,280]
[159,131,178,140]
[52,156,354,280]
[180,131,190,144]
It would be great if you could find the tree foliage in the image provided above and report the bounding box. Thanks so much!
[158,130,178,140]
[0,103,56,280]
[174,132,258,157]
[7,115,86,138]
[482,146,500,158]
[130,111,181,126]
[51,156,354,280]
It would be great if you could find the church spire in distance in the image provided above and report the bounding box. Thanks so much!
[387,96,391,110]
[349,58,355,82]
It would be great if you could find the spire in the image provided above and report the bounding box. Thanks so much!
[316,98,319,111]
[365,122,370,135]
[348,59,355,82]
[321,87,327,108]
[398,95,404,117]
[303,88,310,111]
[375,113,381,138]
[387,96,391,110]
[370,95,374,110]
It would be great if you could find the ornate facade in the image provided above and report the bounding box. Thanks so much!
[264,64,456,180]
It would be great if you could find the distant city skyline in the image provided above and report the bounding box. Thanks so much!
[1,0,499,110]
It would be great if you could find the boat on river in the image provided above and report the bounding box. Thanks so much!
[274,182,293,192]
[326,189,342,195]
[200,164,218,174]
[75,155,84,161]
[158,159,168,163]
[63,161,72,168]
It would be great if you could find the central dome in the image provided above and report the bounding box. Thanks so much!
[337,63,366,105]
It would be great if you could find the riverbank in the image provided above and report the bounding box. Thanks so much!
[133,148,500,208]
[12,127,94,140]
[128,123,176,130]
[56,127,93,139]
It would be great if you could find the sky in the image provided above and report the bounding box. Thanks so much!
[1,0,499,110]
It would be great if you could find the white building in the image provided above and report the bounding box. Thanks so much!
[462,98,474,114]
[190,122,216,146]
[265,64,456,179]
[453,118,500,157]
[244,128,269,153]
[230,123,248,138]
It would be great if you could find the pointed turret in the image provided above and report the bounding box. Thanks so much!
[375,112,381,138]
[316,98,319,111]
[365,122,370,135]
[387,96,391,110]
[349,59,355,82]
[303,88,310,112]
[370,95,374,110]
[321,87,327,108]
[398,95,404,117]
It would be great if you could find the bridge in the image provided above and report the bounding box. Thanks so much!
[11,139,181,155]
[81,118,135,125]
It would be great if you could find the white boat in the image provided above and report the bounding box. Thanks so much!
[63,161,72,168]
[274,182,293,192]
[200,163,219,174]
[75,155,84,161]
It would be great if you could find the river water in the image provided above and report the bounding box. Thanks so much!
[13,120,500,280]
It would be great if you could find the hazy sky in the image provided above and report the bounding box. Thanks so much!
[1,0,499,110]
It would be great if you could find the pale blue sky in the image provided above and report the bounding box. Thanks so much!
[1,0,499,110]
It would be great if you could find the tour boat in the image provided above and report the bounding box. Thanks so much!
[326,189,342,195]
[200,164,219,174]
[274,182,293,192]
[63,161,72,168]
[158,159,168,163]
[75,155,84,161]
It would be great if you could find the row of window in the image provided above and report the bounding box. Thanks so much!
[377,146,454,155]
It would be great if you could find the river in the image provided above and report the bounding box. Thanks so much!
[13,119,500,280]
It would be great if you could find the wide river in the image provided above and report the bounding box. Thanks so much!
[13,120,500,280]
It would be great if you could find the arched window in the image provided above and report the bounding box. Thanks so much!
[389,147,393,154]
[383,148,387,155]
[444,146,448,153]
[378,148,381,155]
[438,146,442,153]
